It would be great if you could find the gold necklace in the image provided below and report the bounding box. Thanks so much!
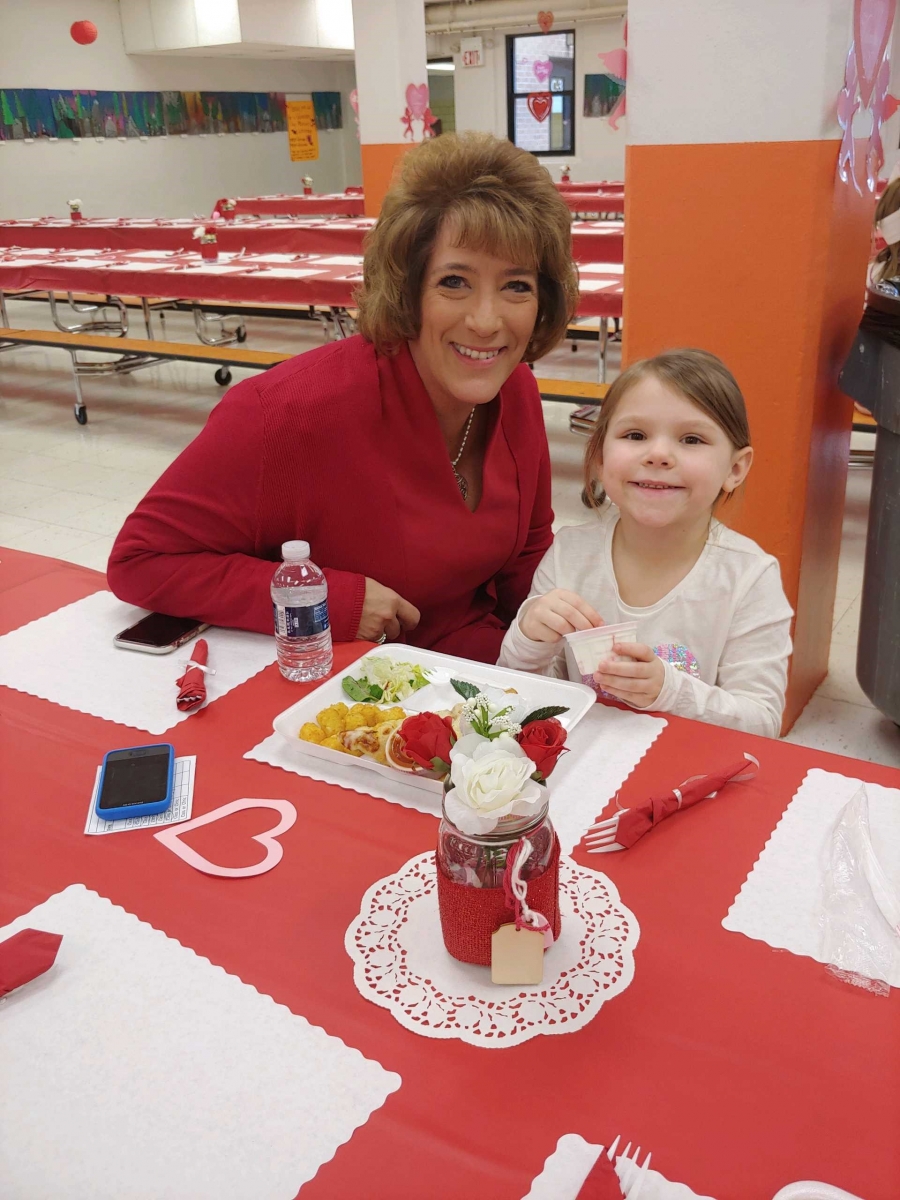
[451,409,476,499]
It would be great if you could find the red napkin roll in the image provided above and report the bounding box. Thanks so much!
[576,1152,624,1199]
[176,638,209,712]
[0,928,63,997]
[614,756,757,849]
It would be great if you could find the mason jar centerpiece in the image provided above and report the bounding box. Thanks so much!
[390,684,569,968]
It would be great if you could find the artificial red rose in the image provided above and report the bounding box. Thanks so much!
[398,712,456,772]
[516,717,568,780]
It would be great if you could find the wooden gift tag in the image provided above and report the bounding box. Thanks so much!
[491,923,545,985]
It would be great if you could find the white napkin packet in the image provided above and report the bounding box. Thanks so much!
[563,621,638,684]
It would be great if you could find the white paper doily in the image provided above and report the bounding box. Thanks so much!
[345,852,639,1048]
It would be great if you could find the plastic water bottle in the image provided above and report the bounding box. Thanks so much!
[271,541,333,682]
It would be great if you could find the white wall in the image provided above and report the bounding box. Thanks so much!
[0,0,361,218]
[428,17,627,184]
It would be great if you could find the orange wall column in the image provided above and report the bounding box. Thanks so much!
[624,2,876,729]
[351,0,429,217]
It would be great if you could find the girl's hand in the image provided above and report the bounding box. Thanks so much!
[594,642,665,708]
[519,589,603,643]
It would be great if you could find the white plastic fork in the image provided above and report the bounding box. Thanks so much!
[604,1134,652,1198]
[584,809,628,853]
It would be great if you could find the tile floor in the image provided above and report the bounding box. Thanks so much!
[1,297,898,767]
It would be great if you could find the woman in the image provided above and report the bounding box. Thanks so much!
[107,133,579,662]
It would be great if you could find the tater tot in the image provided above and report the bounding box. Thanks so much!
[317,702,349,736]
[298,722,325,744]
[345,703,380,730]
[373,706,406,725]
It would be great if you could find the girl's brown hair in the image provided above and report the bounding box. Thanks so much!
[356,132,579,361]
[582,348,751,509]
[873,178,900,284]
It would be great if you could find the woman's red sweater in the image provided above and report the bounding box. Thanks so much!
[107,335,553,663]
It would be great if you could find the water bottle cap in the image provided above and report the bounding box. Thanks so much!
[282,540,310,561]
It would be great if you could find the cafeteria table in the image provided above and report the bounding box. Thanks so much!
[558,181,625,193]
[215,192,366,218]
[0,216,375,258]
[0,216,612,266]
[561,191,626,215]
[0,547,897,1199]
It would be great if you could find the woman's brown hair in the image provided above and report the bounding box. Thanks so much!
[582,348,752,508]
[356,132,579,361]
[873,178,900,284]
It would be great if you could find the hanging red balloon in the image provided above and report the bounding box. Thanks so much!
[70,20,98,45]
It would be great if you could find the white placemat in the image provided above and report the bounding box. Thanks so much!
[0,885,400,1199]
[722,768,900,985]
[0,591,277,734]
[345,852,638,1048]
[84,755,196,835]
[524,1134,715,1200]
[245,705,666,848]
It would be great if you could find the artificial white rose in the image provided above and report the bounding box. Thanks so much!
[444,734,543,836]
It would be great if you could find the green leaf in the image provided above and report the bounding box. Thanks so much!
[521,705,569,726]
[342,676,371,702]
[430,756,451,775]
[369,683,384,701]
[451,678,481,700]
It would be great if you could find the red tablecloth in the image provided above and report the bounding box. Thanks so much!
[572,220,623,264]
[561,191,625,215]
[558,181,624,193]
[0,217,374,258]
[217,193,366,217]
[0,247,622,318]
[0,547,897,1199]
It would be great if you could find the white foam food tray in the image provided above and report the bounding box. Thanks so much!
[272,645,596,797]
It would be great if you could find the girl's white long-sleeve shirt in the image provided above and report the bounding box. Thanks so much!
[497,505,794,738]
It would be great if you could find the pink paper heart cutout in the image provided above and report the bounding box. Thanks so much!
[528,92,552,123]
[154,798,297,878]
[538,11,554,34]
[855,0,896,109]
[533,58,552,83]
[406,83,429,119]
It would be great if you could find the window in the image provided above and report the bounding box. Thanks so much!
[507,30,574,156]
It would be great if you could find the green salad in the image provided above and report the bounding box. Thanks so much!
[342,657,432,704]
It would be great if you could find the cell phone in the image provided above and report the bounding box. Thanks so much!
[114,613,208,654]
[95,744,175,822]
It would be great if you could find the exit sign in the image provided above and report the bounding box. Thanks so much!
[461,36,484,68]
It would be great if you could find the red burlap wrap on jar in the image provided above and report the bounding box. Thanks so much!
[436,835,562,966]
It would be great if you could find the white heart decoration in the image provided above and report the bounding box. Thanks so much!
[154,798,297,878]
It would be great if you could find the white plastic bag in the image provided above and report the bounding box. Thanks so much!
[820,784,900,996]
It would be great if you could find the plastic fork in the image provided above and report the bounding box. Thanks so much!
[604,1134,652,1198]
[584,809,628,853]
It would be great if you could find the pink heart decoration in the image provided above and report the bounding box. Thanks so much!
[598,47,627,83]
[527,92,552,123]
[855,0,897,109]
[533,58,553,84]
[349,88,359,116]
[405,83,430,119]
[154,798,297,878]
[538,10,554,34]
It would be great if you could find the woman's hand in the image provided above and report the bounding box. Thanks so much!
[593,642,665,709]
[358,578,421,643]
[519,589,603,643]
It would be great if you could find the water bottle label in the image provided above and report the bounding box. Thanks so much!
[273,601,330,638]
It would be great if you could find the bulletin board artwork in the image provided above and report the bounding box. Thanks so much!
[0,89,286,140]
[286,100,319,161]
[312,91,343,131]
[583,73,625,118]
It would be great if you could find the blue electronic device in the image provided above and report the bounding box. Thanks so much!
[95,743,175,822]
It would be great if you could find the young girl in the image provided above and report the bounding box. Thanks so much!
[498,348,793,737]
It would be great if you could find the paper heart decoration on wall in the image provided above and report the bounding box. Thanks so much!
[527,93,552,123]
[406,83,430,119]
[855,0,897,108]
[538,11,554,34]
[154,798,297,878]
[533,58,553,84]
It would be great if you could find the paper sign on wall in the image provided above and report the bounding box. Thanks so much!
[286,99,319,162]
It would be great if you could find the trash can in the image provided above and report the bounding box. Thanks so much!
[839,289,900,725]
